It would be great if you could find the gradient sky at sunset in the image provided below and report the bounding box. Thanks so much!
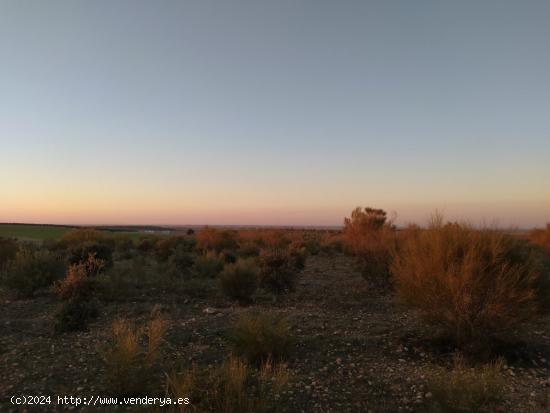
[1,1,549,227]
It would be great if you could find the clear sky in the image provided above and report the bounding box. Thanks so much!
[1,0,549,227]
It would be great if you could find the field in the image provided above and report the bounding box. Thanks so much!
[0,216,549,412]
[0,224,76,241]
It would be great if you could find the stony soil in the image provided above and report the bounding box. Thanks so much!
[1,255,549,412]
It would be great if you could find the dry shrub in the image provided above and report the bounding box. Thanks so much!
[56,253,104,301]
[104,309,167,396]
[530,223,550,253]
[219,258,259,303]
[167,356,288,413]
[228,313,291,363]
[2,248,64,298]
[424,355,505,413]
[193,251,224,278]
[196,228,238,253]
[343,207,397,285]
[54,253,104,332]
[392,217,547,353]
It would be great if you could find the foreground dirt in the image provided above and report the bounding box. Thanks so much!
[1,255,549,412]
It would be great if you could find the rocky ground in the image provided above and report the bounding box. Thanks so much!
[1,255,549,412]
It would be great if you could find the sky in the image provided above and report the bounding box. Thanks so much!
[1,0,549,228]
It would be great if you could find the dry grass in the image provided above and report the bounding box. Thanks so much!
[392,217,545,353]
[228,313,291,363]
[167,356,289,413]
[104,308,167,396]
[423,354,505,413]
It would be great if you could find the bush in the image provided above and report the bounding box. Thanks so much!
[228,313,291,363]
[259,248,297,293]
[104,310,167,396]
[54,299,98,333]
[219,259,259,303]
[0,237,18,270]
[238,242,261,258]
[167,244,195,278]
[193,251,224,278]
[530,224,550,253]
[196,228,238,253]
[67,241,113,270]
[54,254,104,332]
[392,218,547,353]
[154,236,196,262]
[167,356,288,413]
[424,355,504,413]
[2,248,65,298]
[56,254,104,301]
[343,207,397,286]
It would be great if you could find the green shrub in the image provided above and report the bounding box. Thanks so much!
[392,218,547,353]
[424,355,505,413]
[238,242,261,258]
[193,251,224,278]
[67,241,113,270]
[219,259,259,303]
[259,248,297,293]
[167,245,195,278]
[228,313,291,363]
[0,237,19,270]
[2,248,65,298]
[54,299,98,332]
[154,236,196,262]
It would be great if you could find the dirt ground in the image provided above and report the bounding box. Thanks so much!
[1,255,549,412]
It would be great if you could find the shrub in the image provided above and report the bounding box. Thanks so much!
[193,251,224,278]
[238,242,261,258]
[392,218,547,353]
[104,310,167,396]
[196,228,238,253]
[137,238,154,253]
[2,248,65,298]
[228,313,291,363]
[168,356,288,413]
[258,248,297,293]
[220,249,238,264]
[530,223,550,253]
[67,241,113,270]
[343,207,397,286]
[167,244,195,278]
[54,299,98,332]
[423,355,505,413]
[219,259,259,303]
[154,236,196,262]
[56,254,104,301]
[54,254,104,332]
[0,237,18,270]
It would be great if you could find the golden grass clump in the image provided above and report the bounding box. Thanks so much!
[392,217,545,353]
[424,354,505,413]
[104,308,167,396]
[228,313,291,363]
[167,356,289,413]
